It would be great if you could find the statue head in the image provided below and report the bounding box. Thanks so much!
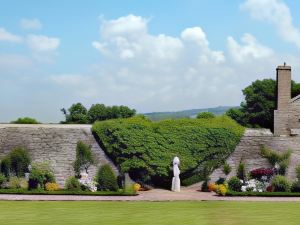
[173,156,180,166]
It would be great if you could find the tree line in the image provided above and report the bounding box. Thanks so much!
[61,103,136,124]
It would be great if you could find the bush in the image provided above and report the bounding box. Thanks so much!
[8,177,28,189]
[9,147,31,177]
[73,141,95,176]
[45,182,60,191]
[223,162,231,175]
[201,180,209,192]
[0,156,11,177]
[65,176,81,191]
[228,176,242,192]
[278,161,289,176]
[28,163,55,190]
[260,146,292,167]
[296,165,300,180]
[0,173,6,186]
[291,180,300,192]
[92,116,244,187]
[272,175,291,192]
[215,177,226,185]
[237,162,246,181]
[11,117,40,124]
[196,112,215,119]
[96,165,118,191]
[250,168,274,180]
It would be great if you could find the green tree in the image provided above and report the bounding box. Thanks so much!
[96,164,118,191]
[73,141,95,176]
[226,79,300,130]
[65,103,88,124]
[196,112,215,119]
[88,104,108,123]
[11,117,40,124]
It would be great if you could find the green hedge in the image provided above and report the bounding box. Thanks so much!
[226,191,300,197]
[92,116,244,187]
[0,189,136,196]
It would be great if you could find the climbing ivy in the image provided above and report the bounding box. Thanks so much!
[92,116,244,187]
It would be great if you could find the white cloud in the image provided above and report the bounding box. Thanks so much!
[27,34,60,51]
[0,28,22,43]
[227,33,274,63]
[241,0,300,49]
[20,18,42,30]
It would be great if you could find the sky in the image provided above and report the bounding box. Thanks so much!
[1,0,300,123]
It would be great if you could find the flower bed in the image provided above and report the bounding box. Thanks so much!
[225,191,300,197]
[250,168,273,180]
[0,188,137,196]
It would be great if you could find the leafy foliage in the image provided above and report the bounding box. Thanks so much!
[28,162,55,190]
[61,103,136,124]
[237,162,246,181]
[73,141,95,176]
[96,164,119,191]
[65,176,81,191]
[92,116,244,187]
[9,147,31,177]
[0,173,6,186]
[228,176,242,192]
[196,112,215,119]
[226,79,300,130]
[272,175,291,192]
[0,156,11,177]
[223,162,231,175]
[11,117,40,124]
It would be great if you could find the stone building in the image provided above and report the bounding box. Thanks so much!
[274,64,300,136]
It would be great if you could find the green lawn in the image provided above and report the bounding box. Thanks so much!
[0,201,299,225]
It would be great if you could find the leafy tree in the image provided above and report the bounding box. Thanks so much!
[196,112,215,119]
[96,164,118,191]
[11,117,40,124]
[65,103,88,124]
[73,141,95,176]
[9,147,31,177]
[88,104,108,122]
[226,79,300,130]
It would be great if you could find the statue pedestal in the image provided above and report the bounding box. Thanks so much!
[171,176,180,192]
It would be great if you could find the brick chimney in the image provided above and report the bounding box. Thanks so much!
[276,64,291,110]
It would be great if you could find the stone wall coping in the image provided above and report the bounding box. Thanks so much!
[0,124,92,129]
[244,128,273,137]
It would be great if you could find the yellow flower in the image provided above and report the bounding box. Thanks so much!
[133,183,141,192]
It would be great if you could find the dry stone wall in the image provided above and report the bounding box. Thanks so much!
[0,124,118,187]
[210,128,300,182]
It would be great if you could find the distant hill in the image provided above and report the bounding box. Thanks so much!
[143,106,237,121]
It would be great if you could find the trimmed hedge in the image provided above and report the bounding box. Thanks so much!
[226,191,300,197]
[0,189,136,196]
[96,165,119,191]
[92,116,244,187]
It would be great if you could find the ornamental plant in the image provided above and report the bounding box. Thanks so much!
[223,162,231,176]
[250,168,274,180]
[73,141,95,177]
[65,176,81,191]
[228,176,242,192]
[9,147,31,177]
[272,175,291,192]
[96,164,118,191]
[45,182,60,191]
[28,162,55,190]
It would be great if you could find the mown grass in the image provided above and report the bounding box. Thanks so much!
[0,201,300,225]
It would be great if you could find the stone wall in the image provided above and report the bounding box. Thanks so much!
[210,128,300,181]
[0,124,118,186]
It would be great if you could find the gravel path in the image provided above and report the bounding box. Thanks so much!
[2,188,300,201]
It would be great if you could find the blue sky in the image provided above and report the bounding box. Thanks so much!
[1,0,300,122]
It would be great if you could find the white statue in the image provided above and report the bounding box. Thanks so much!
[171,156,180,192]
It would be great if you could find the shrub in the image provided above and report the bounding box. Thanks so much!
[223,162,231,175]
[73,141,95,176]
[65,176,81,191]
[291,180,300,192]
[196,112,215,119]
[45,182,60,191]
[260,146,292,168]
[217,184,227,196]
[201,180,209,192]
[228,176,242,192]
[272,175,291,192]
[0,156,11,177]
[278,161,289,176]
[96,164,118,191]
[92,116,244,187]
[207,183,216,192]
[9,147,31,177]
[28,163,55,190]
[215,177,226,185]
[11,117,40,124]
[8,177,28,189]
[0,173,6,186]
[296,165,300,180]
[133,183,141,192]
[237,162,246,181]
[250,168,274,180]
